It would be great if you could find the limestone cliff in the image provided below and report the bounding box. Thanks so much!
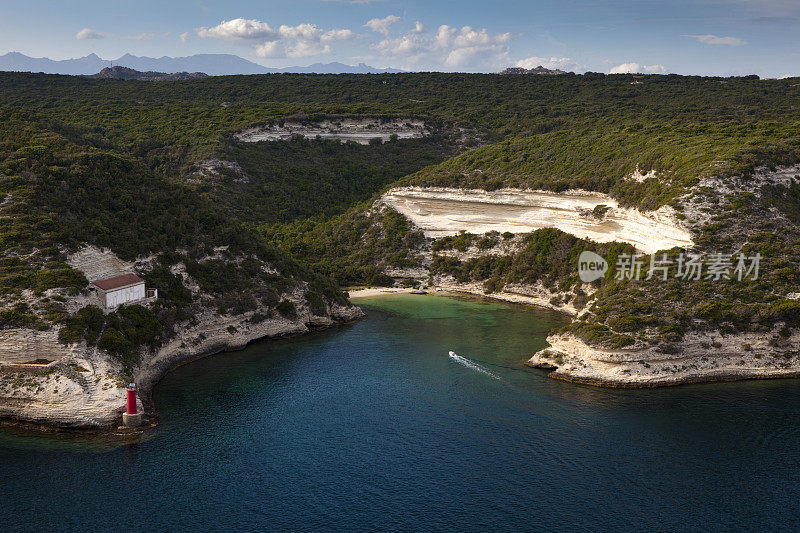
[0,295,363,429]
[528,328,800,387]
[0,246,364,430]
[375,166,800,387]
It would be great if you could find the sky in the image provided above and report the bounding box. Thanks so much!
[0,0,798,76]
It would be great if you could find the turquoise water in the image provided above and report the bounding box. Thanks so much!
[2,294,800,531]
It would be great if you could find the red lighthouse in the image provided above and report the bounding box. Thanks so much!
[126,384,137,415]
[122,383,142,427]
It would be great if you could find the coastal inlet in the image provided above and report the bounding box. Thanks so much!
[2,294,800,531]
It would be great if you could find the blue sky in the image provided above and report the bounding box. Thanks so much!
[1,0,798,76]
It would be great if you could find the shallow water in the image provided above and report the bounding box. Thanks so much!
[2,294,800,531]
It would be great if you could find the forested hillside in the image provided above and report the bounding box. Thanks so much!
[2,70,800,366]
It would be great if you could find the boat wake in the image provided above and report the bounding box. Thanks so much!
[448,351,500,380]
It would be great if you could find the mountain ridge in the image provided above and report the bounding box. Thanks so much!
[0,52,404,76]
[89,66,209,81]
[500,66,568,75]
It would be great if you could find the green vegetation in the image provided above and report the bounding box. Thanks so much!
[2,70,800,362]
[261,207,425,287]
[219,133,457,223]
[57,304,161,366]
[403,125,800,210]
[432,228,632,289]
[429,228,634,316]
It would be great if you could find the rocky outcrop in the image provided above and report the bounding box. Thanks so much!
[528,330,800,387]
[236,118,429,145]
[381,187,692,254]
[500,66,567,75]
[0,328,79,365]
[0,345,138,428]
[89,66,209,81]
[66,245,137,282]
[430,277,584,316]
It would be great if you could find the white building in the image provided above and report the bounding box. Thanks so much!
[91,273,156,309]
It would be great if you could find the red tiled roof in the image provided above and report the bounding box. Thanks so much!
[91,273,144,291]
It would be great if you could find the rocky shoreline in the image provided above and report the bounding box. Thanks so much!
[6,279,799,436]
[527,330,800,388]
[0,300,364,433]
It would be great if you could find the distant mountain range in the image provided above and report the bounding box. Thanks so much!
[0,52,405,76]
[500,66,568,75]
[89,66,209,81]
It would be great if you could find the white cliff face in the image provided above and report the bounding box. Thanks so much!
[66,245,138,281]
[0,300,364,429]
[520,166,800,387]
[381,187,693,254]
[1,244,365,430]
[528,330,800,387]
[0,338,133,428]
[236,118,428,145]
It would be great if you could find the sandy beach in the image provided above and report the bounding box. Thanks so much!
[347,287,419,298]
[347,285,575,315]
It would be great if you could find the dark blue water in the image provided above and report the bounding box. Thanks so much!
[2,294,800,532]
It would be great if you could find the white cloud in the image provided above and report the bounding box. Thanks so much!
[687,34,747,46]
[373,32,426,58]
[198,18,353,59]
[76,28,105,40]
[180,32,190,43]
[434,25,511,50]
[364,15,400,36]
[276,23,352,42]
[374,24,512,69]
[609,62,667,74]
[286,40,330,58]
[609,63,638,74]
[197,18,274,41]
[516,56,575,71]
[436,26,511,67]
[779,73,799,79]
[255,41,282,57]
[321,28,355,41]
[412,21,424,34]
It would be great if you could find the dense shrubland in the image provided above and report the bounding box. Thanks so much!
[403,125,800,210]
[2,71,800,360]
[261,207,425,287]
[216,132,458,223]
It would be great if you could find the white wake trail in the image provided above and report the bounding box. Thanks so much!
[448,351,500,380]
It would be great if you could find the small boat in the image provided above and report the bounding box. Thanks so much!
[449,351,457,357]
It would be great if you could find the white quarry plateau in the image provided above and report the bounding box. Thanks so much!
[235,118,429,145]
[381,187,693,254]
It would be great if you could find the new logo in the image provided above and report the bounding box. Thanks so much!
[578,251,608,282]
